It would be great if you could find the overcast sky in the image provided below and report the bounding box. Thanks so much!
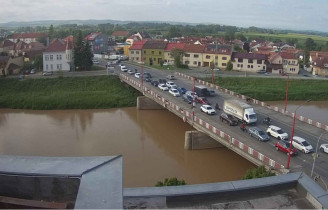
[0,0,327,32]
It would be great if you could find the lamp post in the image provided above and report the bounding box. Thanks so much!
[287,99,311,169]
[192,77,196,126]
[284,75,290,112]
[311,132,327,177]
[211,63,214,84]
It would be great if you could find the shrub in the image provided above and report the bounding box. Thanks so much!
[155,177,186,187]
[242,165,275,180]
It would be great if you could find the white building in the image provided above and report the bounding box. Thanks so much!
[43,39,73,72]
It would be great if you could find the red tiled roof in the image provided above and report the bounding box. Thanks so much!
[84,32,102,41]
[313,57,328,68]
[44,39,72,53]
[129,40,147,50]
[0,40,15,48]
[279,52,297,60]
[112,31,129,37]
[183,44,205,53]
[232,52,267,60]
[11,33,47,39]
[165,43,186,51]
[310,51,328,58]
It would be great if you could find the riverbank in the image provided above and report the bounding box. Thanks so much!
[207,77,328,101]
[0,76,141,110]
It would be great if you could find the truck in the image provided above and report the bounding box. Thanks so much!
[109,55,120,60]
[223,99,257,124]
[195,85,209,97]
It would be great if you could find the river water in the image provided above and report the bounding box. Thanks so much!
[0,108,254,187]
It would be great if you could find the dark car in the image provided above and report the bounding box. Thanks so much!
[143,72,152,78]
[159,79,167,84]
[177,87,187,94]
[275,141,297,156]
[151,80,159,87]
[144,77,151,82]
[183,94,193,104]
[248,127,270,142]
[220,113,238,126]
[196,97,211,105]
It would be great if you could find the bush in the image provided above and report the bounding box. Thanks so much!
[155,177,186,187]
[242,166,275,180]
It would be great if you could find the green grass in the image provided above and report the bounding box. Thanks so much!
[0,76,141,110]
[209,77,328,101]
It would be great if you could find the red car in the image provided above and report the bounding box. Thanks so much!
[196,97,211,105]
[275,141,297,156]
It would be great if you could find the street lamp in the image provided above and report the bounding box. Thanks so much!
[311,132,327,177]
[287,99,311,169]
[284,75,290,112]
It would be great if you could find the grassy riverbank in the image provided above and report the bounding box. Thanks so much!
[209,77,328,101]
[0,76,141,110]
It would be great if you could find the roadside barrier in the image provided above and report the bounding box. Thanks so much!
[120,73,284,171]
[175,72,328,132]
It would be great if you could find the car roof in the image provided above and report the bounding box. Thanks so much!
[293,136,306,142]
[250,127,262,131]
[203,105,211,108]
[269,125,281,130]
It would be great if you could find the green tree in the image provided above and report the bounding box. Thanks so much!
[235,33,247,42]
[224,26,236,42]
[226,60,233,71]
[233,44,245,52]
[155,177,186,187]
[305,38,316,51]
[170,48,185,67]
[33,55,43,71]
[49,24,54,40]
[167,26,181,38]
[242,166,275,180]
[74,30,93,71]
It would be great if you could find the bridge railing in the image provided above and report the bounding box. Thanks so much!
[175,72,328,132]
[120,73,285,171]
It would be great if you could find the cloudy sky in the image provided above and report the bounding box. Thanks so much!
[0,0,327,32]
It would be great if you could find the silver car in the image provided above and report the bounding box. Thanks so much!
[249,127,270,142]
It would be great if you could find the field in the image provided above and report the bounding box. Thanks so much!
[0,76,141,110]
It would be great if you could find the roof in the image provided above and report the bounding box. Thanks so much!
[7,63,21,71]
[0,40,15,48]
[129,40,147,50]
[270,64,283,69]
[204,44,231,55]
[310,51,328,58]
[142,41,167,50]
[279,52,297,60]
[15,40,27,50]
[63,35,76,43]
[183,44,205,53]
[165,43,186,51]
[112,31,129,37]
[313,57,328,68]
[11,32,47,39]
[232,52,267,60]
[44,39,72,53]
[84,32,102,41]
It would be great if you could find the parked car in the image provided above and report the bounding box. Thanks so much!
[256,69,266,73]
[92,59,100,64]
[220,113,238,126]
[158,84,169,91]
[200,105,216,115]
[144,72,152,78]
[249,127,270,142]
[127,69,134,75]
[42,71,53,76]
[166,81,175,88]
[120,66,128,72]
[275,141,297,156]
[119,63,125,67]
[196,97,211,105]
[144,77,151,82]
[208,89,215,96]
[151,80,159,87]
[183,94,193,104]
[185,91,197,99]
[320,144,328,154]
[169,88,180,97]
[166,75,175,80]
[159,79,167,84]
[292,136,313,153]
[30,69,35,74]
[267,125,288,140]
[213,68,220,71]
[170,84,177,89]
[177,87,187,94]
[135,73,141,78]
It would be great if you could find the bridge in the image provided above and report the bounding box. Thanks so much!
[118,64,328,188]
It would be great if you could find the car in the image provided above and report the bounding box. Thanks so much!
[170,84,178,89]
[119,63,125,67]
[200,105,216,115]
[208,89,216,96]
[320,144,328,154]
[267,125,288,140]
[143,72,152,78]
[169,88,180,97]
[292,136,313,153]
[256,69,266,74]
[166,75,175,80]
[120,66,128,72]
[166,81,175,88]
[151,80,159,87]
[213,68,220,71]
[183,94,193,104]
[159,79,167,84]
[185,91,197,99]
[127,69,134,75]
[158,84,169,91]
[196,97,211,105]
[275,141,297,156]
[177,87,187,94]
[135,73,141,78]
[248,127,270,142]
[144,77,151,82]
[220,113,238,126]
[92,59,100,64]
[30,69,35,74]
[42,71,53,76]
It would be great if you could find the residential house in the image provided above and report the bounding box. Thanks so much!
[84,32,108,54]
[43,39,73,72]
[231,52,267,72]
[183,44,205,67]
[112,31,129,42]
[268,52,299,74]
[129,40,147,63]
[9,33,47,44]
[312,57,328,76]
[203,45,231,69]
[0,56,9,75]
[142,41,167,65]
[22,41,46,61]
[1,56,24,75]
[0,40,15,55]
[163,43,186,65]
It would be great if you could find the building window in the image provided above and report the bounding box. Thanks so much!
[50,55,53,60]
[251,65,253,68]
[56,54,62,60]
[136,57,139,61]
[222,63,227,66]
[46,64,48,70]
[193,61,197,65]
[263,66,266,70]
[159,51,162,55]
[257,60,262,64]
[238,58,243,62]
[241,64,243,68]
[185,61,190,64]
[45,55,49,61]
[151,51,154,55]
[194,54,199,58]
[222,57,227,60]
[237,64,240,67]
[248,59,253,63]
[144,51,146,54]
[50,64,53,70]
[206,55,211,59]
[215,62,218,66]
[154,58,156,61]
[57,64,62,70]
[136,51,139,54]
[247,65,250,68]
[131,51,134,54]
[215,56,218,59]
[185,54,190,57]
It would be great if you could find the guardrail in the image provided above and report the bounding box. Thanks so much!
[120,73,284,171]
[175,72,328,132]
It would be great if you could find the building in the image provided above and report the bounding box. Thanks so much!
[142,41,167,65]
[0,40,15,55]
[164,43,186,65]
[280,52,299,74]
[0,56,24,75]
[183,44,205,67]
[129,40,147,63]
[203,44,231,69]
[43,39,73,72]
[112,31,129,42]
[9,33,47,44]
[84,32,108,54]
[312,57,328,76]
[231,52,267,72]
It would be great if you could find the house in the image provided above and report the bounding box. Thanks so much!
[84,32,108,54]
[231,52,267,72]
[142,41,167,65]
[268,52,299,74]
[129,40,147,63]
[183,44,205,67]
[163,43,186,65]
[9,33,47,44]
[203,44,232,69]
[0,40,15,55]
[112,31,129,42]
[43,39,73,72]
[0,56,24,75]
[22,41,46,61]
[312,57,328,76]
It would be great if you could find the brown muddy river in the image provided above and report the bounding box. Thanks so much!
[0,108,254,187]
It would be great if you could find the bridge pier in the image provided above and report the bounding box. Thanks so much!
[137,96,165,110]
[185,131,224,150]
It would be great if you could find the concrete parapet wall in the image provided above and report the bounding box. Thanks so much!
[137,96,165,110]
[185,130,223,150]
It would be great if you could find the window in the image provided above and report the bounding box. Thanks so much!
[206,55,211,59]
[263,66,266,70]
[151,51,154,55]
[136,51,139,54]
[136,57,139,61]
[248,59,253,63]
[215,56,218,59]
[159,51,162,55]
[194,54,199,58]
[50,64,53,70]
[251,65,253,68]
[237,64,240,67]
[193,61,197,65]
[131,51,134,54]
[257,60,262,64]
[185,54,190,57]
[222,57,227,60]
[144,51,146,54]
[57,64,62,70]
[50,55,53,60]
[238,58,243,62]
[185,61,190,64]
[215,62,218,66]
[241,64,243,68]
[247,65,250,68]
[283,60,287,65]
[222,63,227,66]
[154,58,156,61]
[46,64,48,70]
[45,55,49,61]
[57,54,62,60]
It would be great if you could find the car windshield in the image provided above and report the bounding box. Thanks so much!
[302,141,310,146]
[249,114,257,119]
[277,129,284,134]
[206,107,212,110]
[258,131,265,135]
[227,115,234,120]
